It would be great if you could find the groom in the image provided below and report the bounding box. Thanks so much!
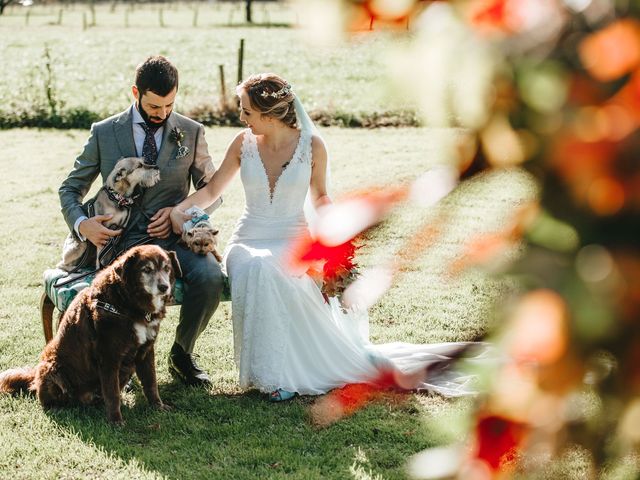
[59,55,224,387]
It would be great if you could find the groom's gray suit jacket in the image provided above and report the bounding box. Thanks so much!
[59,106,219,243]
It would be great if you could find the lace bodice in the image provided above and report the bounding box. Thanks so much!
[239,129,312,218]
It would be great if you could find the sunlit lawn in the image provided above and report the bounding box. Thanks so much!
[0,126,537,479]
[0,2,411,124]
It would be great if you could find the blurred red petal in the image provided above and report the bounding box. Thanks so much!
[288,232,359,278]
[466,0,528,36]
[310,369,413,426]
[474,414,528,471]
[316,187,407,246]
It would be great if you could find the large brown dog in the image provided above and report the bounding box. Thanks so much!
[0,245,181,425]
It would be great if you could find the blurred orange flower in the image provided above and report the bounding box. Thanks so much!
[549,135,618,207]
[507,289,569,366]
[608,70,640,133]
[449,212,527,275]
[579,19,640,82]
[344,0,422,31]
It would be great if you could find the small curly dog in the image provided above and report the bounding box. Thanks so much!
[58,157,161,271]
[0,245,181,425]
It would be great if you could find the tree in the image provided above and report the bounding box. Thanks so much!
[0,0,16,15]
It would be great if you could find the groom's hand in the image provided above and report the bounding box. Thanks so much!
[148,207,173,239]
[170,208,191,235]
[79,215,122,248]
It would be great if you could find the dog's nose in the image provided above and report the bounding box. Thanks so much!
[158,283,169,293]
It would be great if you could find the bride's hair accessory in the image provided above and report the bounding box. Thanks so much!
[260,83,292,100]
[239,74,297,127]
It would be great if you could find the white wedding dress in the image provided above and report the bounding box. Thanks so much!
[224,129,482,396]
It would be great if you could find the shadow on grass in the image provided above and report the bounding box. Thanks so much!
[44,381,431,479]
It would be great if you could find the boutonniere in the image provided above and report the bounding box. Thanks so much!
[170,127,190,159]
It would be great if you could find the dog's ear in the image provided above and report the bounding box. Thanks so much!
[212,229,219,236]
[110,247,139,282]
[186,230,195,238]
[167,251,183,279]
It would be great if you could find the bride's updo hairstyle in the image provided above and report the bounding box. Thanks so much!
[237,73,297,128]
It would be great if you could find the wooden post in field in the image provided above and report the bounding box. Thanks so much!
[219,64,227,110]
[159,8,165,27]
[237,38,244,86]
[25,9,30,26]
[89,2,96,26]
[82,12,87,30]
[57,8,63,25]
[192,7,198,27]
[124,9,129,28]
[245,0,252,23]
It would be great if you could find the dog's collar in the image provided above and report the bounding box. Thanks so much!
[184,213,210,233]
[191,213,209,226]
[104,187,139,208]
[94,300,153,323]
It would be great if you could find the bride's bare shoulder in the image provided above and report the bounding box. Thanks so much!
[310,134,327,155]
[222,129,249,165]
[229,129,251,150]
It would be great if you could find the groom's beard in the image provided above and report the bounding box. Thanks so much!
[137,101,171,128]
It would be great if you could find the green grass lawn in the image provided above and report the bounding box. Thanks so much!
[0,2,411,125]
[0,126,535,479]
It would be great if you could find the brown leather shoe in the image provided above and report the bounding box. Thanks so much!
[168,343,212,387]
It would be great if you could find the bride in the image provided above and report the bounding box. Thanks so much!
[170,73,479,401]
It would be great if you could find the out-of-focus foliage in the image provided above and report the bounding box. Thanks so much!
[295,0,640,477]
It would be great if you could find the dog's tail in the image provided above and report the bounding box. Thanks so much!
[0,367,36,395]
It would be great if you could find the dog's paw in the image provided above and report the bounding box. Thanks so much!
[158,402,173,412]
[107,411,125,425]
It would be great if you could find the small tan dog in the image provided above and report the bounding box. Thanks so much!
[58,157,161,271]
[181,206,222,261]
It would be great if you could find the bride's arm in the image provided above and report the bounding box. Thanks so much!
[309,135,332,209]
[170,131,244,233]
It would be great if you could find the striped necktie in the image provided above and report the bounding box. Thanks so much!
[139,122,160,165]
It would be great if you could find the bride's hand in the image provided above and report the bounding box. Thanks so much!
[170,207,191,235]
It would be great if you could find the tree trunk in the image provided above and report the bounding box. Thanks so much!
[245,0,252,23]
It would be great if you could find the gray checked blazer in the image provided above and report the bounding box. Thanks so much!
[59,106,220,243]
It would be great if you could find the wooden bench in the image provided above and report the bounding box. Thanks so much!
[41,269,230,344]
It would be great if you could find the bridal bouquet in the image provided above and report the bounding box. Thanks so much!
[319,239,359,303]
[290,234,360,305]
